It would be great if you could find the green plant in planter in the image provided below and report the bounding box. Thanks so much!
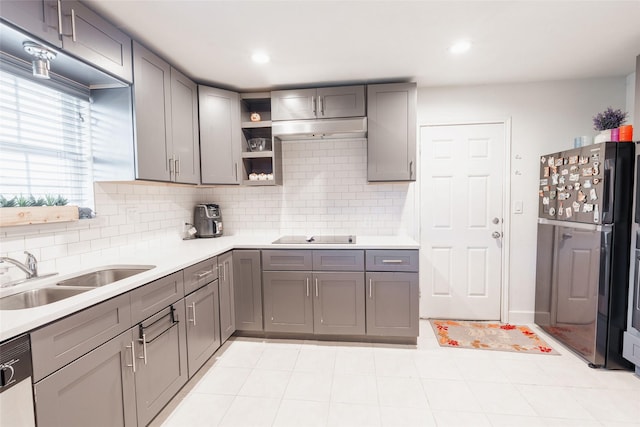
[593,107,628,131]
[0,196,16,207]
[0,194,69,207]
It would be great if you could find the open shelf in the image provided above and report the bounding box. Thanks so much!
[239,92,281,186]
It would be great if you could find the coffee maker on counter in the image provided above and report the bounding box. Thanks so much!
[193,204,223,238]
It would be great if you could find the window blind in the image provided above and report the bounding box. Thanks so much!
[0,68,94,208]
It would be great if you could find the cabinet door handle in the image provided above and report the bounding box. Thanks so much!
[409,161,413,179]
[126,341,136,373]
[319,96,324,116]
[312,96,316,115]
[188,302,197,326]
[219,264,224,281]
[234,162,238,181]
[56,0,63,35]
[175,156,180,176]
[70,8,77,42]
[306,277,310,297]
[315,278,319,297]
[168,155,174,179]
[369,279,372,299]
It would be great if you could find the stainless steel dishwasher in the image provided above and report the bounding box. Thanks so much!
[0,334,35,427]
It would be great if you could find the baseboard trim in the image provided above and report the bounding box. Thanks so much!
[507,311,534,324]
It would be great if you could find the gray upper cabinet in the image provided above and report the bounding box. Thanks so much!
[271,85,365,121]
[34,329,137,427]
[313,272,365,335]
[219,251,236,342]
[199,85,242,184]
[0,0,62,47]
[59,1,132,82]
[170,67,200,184]
[263,271,314,334]
[0,1,132,82]
[185,280,220,378]
[233,250,263,331]
[133,42,199,184]
[365,272,419,337]
[133,41,172,182]
[367,82,417,182]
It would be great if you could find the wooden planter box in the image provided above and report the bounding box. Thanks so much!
[0,206,79,227]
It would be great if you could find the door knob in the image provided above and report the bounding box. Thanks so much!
[492,217,500,224]
[491,231,502,239]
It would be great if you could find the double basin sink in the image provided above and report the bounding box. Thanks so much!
[0,265,154,310]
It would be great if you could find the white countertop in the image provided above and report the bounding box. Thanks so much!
[0,234,419,342]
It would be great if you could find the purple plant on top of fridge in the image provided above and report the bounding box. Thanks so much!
[592,107,628,131]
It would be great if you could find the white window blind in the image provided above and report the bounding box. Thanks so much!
[0,68,94,208]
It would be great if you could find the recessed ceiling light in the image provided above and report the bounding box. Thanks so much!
[449,40,471,54]
[251,52,270,64]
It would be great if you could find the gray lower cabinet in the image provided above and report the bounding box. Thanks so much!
[365,272,419,337]
[184,280,220,378]
[262,271,365,335]
[313,272,365,335]
[134,302,188,427]
[31,292,132,382]
[0,0,62,47]
[367,82,417,182]
[199,85,241,184]
[34,329,137,427]
[233,250,263,331]
[130,271,184,324]
[218,251,236,342]
[263,271,314,333]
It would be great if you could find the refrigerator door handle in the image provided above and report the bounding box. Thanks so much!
[602,167,612,222]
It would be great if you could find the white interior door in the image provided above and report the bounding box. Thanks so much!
[420,123,505,320]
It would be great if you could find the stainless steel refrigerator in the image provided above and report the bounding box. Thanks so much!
[535,141,634,369]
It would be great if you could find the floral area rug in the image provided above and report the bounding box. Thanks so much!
[430,319,559,355]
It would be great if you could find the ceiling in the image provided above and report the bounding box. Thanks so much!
[85,0,640,92]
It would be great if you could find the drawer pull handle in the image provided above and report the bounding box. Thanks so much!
[196,269,213,278]
[382,259,404,264]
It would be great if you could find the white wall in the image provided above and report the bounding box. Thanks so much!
[417,77,627,323]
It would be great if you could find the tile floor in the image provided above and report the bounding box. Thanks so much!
[151,321,640,427]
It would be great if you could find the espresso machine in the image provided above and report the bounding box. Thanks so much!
[194,204,223,238]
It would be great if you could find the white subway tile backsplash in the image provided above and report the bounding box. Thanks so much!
[1,138,414,270]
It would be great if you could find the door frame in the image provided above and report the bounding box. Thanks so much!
[417,119,512,322]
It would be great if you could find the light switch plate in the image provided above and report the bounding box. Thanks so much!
[513,200,523,214]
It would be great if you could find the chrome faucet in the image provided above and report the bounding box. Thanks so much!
[0,251,38,279]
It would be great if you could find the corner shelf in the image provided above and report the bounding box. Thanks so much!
[240,92,282,186]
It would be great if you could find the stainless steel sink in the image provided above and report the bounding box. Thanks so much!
[272,235,356,244]
[55,265,154,287]
[0,287,90,310]
[0,265,155,310]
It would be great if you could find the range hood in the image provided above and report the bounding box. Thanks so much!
[272,117,367,140]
